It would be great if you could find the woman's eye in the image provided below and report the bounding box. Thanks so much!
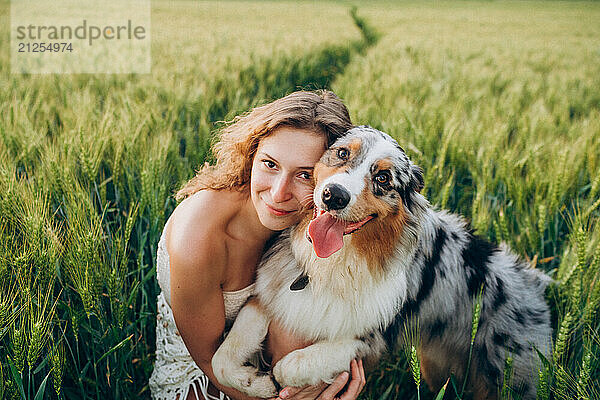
[263,160,276,169]
[375,172,390,184]
[337,148,349,161]
[298,171,311,180]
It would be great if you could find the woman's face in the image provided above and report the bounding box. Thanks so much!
[250,126,327,231]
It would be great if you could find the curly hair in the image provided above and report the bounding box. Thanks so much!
[176,90,353,200]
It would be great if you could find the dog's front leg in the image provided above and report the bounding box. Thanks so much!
[273,338,369,388]
[212,297,278,398]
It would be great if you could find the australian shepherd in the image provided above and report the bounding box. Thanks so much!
[211,126,552,400]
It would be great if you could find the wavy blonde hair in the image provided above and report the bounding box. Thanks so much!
[176,90,353,200]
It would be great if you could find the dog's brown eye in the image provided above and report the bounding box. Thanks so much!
[337,148,349,161]
[375,172,390,185]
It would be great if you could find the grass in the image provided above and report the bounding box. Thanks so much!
[1,0,599,399]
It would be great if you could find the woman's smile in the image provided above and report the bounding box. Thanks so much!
[263,201,296,216]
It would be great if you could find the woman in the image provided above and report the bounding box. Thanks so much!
[150,91,366,400]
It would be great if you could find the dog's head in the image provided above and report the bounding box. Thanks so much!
[307,125,425,259]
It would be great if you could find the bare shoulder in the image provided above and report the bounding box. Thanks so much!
[166,190,244,286]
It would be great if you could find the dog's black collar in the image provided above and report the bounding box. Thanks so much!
[290,273,309,291]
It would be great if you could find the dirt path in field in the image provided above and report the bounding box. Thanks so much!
[203,8,380,124]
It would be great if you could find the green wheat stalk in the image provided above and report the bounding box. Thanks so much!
[461,285,483,398]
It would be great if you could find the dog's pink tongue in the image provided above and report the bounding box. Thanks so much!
[308,212,345,258]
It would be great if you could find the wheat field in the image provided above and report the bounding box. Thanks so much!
[0,1,599,399]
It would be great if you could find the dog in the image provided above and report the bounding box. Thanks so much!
[211,126,552,400]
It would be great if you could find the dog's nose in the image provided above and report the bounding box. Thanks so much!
[322,184,350,210]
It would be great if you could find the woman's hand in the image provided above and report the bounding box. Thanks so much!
[273,359,366,400]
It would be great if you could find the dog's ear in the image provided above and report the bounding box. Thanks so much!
[410,165,424,193]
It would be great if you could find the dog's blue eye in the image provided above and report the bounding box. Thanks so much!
[337,148,349,160]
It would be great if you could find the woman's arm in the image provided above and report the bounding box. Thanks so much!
[168,200,261,400]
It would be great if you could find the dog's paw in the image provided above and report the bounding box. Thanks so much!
[216,366,278,398]
[238,371,279,398]
[273,350,336,388]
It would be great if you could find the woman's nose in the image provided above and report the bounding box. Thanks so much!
[271,174,293,203]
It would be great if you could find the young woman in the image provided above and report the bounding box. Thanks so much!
[150,91,366,400]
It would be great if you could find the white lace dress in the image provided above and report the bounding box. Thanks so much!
[149,228,256,400]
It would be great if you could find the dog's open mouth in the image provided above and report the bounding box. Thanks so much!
[307,207,376,258]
